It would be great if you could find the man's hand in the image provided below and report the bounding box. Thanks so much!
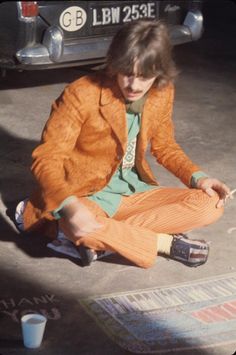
[196,177,231,208]
[61,198,102,238]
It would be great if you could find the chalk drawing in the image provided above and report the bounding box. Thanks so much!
[0,294,61,323]
[80,273,236,353]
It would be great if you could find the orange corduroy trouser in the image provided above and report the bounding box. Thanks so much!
[59,188,223,268]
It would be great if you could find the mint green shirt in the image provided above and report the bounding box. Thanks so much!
[88,112,155,216]
[51,112,208,220]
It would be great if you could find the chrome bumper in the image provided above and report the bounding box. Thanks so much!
[169,10,203,45]
[16,10,203,66]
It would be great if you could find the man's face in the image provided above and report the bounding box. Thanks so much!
[117,62,157,102]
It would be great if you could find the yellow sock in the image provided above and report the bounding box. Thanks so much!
[157,233,174,256]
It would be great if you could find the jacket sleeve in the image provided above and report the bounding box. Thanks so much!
[31,85,86,211]
[150,84,201,186]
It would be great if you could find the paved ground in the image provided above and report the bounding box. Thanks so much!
[0,1,236,354]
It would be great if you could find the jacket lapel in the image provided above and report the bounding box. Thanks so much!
[100,80,127,155]
[137,87,161,153]
[99,79,167,157]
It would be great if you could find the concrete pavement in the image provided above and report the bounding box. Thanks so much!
[0,1,236,354]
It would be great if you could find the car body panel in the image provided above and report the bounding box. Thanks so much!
[0,0,203,70]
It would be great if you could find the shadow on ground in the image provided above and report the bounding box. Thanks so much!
[0,1,235,353]
[0,259,213,355]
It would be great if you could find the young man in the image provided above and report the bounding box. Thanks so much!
[21,20,230,268]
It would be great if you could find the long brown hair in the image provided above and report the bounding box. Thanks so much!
[106,19,178,88]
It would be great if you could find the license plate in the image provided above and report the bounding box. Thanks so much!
[92,2,157,27]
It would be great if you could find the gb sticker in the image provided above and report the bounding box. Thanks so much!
[59,6,87,32]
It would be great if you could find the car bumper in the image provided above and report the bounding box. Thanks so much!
[16,9,203,68]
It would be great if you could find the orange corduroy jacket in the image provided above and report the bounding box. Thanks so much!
[23,73,200,237]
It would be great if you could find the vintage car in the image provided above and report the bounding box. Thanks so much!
[0,1,203,71]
